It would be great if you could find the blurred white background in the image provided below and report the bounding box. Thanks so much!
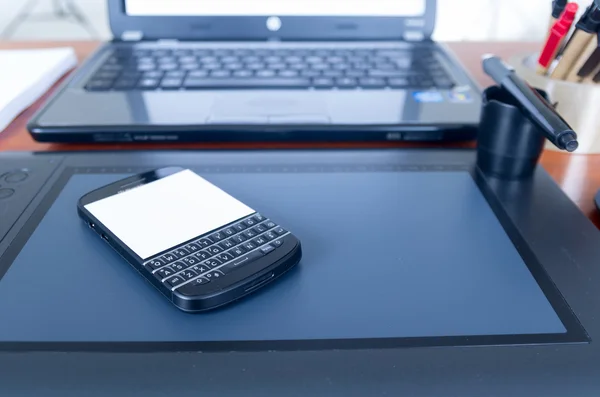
[0,0,592,41]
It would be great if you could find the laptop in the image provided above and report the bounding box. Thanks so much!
[27,0,482,143]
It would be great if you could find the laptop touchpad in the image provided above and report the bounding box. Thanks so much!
[207,93,331,124]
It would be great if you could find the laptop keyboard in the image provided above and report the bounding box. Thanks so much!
[84,47,456,91]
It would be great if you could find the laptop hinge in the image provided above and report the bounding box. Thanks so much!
[121,30,143,42]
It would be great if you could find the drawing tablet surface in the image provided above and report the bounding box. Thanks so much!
[0,162,578,347]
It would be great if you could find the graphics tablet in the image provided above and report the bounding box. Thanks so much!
[1,149,599,396]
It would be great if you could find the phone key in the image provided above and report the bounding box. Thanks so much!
[243,241,257,251]
[210,232,224,241]
[260,245,275,255]
[233,223,247,232]
[219,240,235,250]
[187,243,200,252]
[272,238,284,247]
[156,267,174,280]
[253,236,267,246]
[195,250,211,261]
[180,269,198,280]
[166,275,185,288]
[190,264,210,274]
[182,255,200,266]
[220,251,263,274]
[173,247,190,257]
[207,245,223,255]
[205,270,225,280]
[160,253,177,264]
[196,238,213,248]
[189,277,210,287]
[264,221,277,229]
[229,246,246,257]
[263,231,277,241]
[254,224,267,233]
[145,258,164,270]
[217,252,235,263]
[253,214,266,222]
[273,226,287,235]
[223,227,235,236]
[230,234,247,244]
[205,258,222,268]
[244,218,257,227]
[171,262,187,272]
[176,277,210,296]
[243,229,257,239]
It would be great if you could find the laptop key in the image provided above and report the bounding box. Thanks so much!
[369,69,410,77]
[387,77,410,88]
[279,70,299,77]
[257,70,276,78]
[188,70,209,78]
[210,70,231,78]
[183,78,312,89]
[301,69,321,77]
[345,70,365,77]
[143,71,163,79]
[233,70,253,77]
[165,70,186,78]
[336,77,357,89]
[138,78,160,89]
[313,78,334,89]
[161,78,183,89]
[323,70,344,77]
[181,63,200,70]
[158,63,179,71]
[137,64,156,72]
[359,77,386,88]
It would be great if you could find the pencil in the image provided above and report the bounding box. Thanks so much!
[565,34,598,82]
[551,30,594,79]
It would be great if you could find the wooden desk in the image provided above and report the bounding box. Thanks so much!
[1,40,599,227]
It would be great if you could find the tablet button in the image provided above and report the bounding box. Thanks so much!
[4,171,28,183]
[0,188,14,200]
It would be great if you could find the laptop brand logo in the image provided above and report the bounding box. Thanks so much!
[266,16,281,32]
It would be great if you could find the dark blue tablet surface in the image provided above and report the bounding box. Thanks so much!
[0,169,566,343]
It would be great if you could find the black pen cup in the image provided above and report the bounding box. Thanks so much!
[476,85,550,180]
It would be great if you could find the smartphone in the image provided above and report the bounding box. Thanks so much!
[77,167,302,313]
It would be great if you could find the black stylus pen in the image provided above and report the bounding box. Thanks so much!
[482,55,578,152]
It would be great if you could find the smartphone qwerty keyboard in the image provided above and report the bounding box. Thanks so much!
[144,213,289,293]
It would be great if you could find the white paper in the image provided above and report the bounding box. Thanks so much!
[85,169,255,260]
[125,0,425,17]
[0,47,77,133]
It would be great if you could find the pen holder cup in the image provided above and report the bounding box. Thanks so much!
[509,52,600,153]
[476,85,549,180]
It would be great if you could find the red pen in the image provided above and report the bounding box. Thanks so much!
[537,2,579,75]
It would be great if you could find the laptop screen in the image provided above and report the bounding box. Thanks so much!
[124,0,426,17]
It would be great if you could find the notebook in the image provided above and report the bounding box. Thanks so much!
[0,47,77,133]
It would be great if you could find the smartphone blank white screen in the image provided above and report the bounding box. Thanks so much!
[84,169,254,260]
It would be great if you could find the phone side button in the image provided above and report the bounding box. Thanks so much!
[176,277,210,296]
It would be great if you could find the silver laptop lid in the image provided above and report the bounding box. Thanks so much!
[108,0,436,41]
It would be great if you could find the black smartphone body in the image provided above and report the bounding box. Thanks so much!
[77,166,302,313]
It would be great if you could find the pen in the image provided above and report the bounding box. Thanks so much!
[483,55,579,152]
[553,0,600,80]
[537,3,579,75]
